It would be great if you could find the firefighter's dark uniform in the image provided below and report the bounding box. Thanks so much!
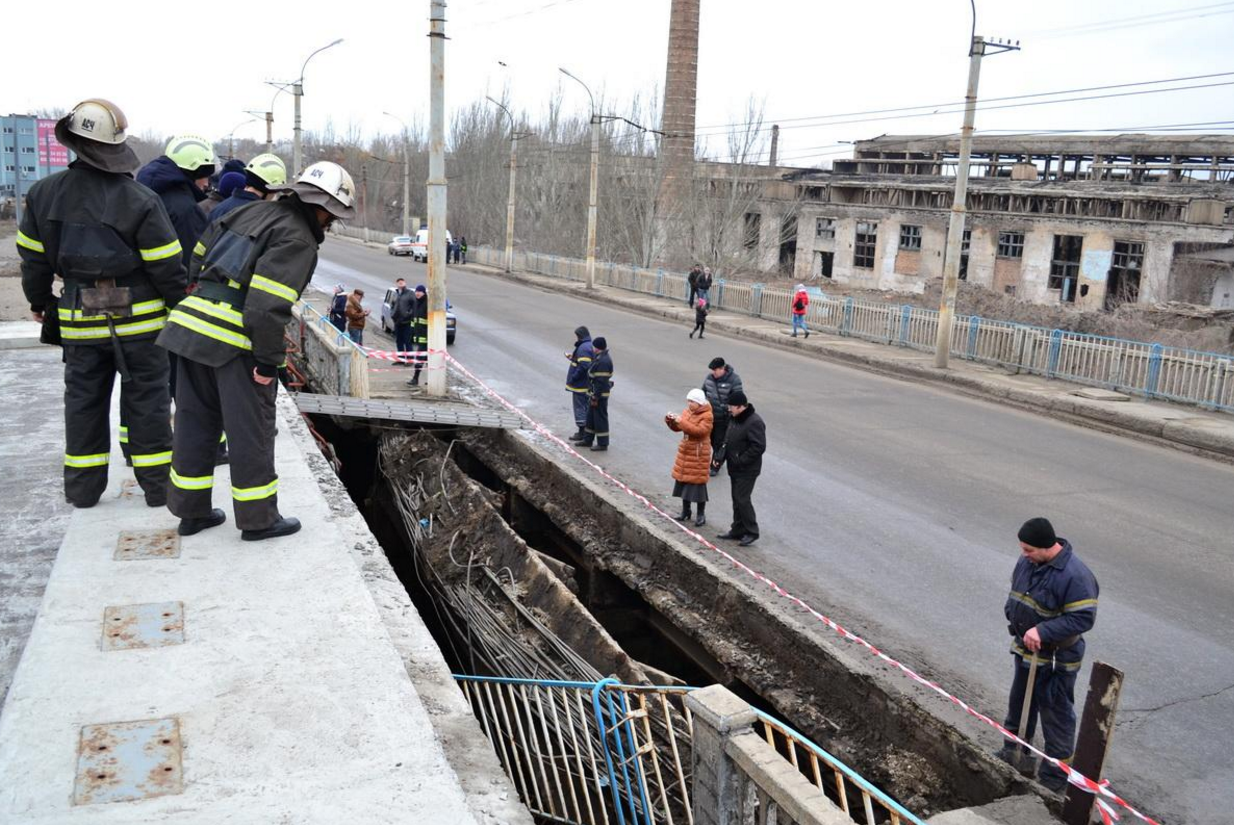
[581,348,613,448]
[157,196,322,531]
[565,333,594,433]
[1002,539,1099,785]
[17,161,187,507]
[408,292,428,385]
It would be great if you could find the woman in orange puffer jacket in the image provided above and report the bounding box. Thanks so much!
[665,388,714,526]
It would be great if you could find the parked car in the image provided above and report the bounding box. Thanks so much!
[387,235,414,256]
[409,228,452,263]
[381,288,456,345]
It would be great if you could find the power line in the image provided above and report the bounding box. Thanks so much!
[1024,1,1234,39]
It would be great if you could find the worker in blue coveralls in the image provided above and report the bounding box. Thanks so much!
[996,517,1099,794]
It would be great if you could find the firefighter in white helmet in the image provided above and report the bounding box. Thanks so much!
[16,99,188,509]
[157,161,356,541]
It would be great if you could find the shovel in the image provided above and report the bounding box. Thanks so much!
[1017,655,1040,771]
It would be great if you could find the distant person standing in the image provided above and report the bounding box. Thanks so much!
[579,337,613,452]
[695,266,713,304]
[459,236,468,264]
[665,388,713,526]
[714,390,765,547]
[686,264,701,307]
[702,357,743,477]
[565,326,595,442]
[328,284,347,331]
[344,288,369,345]
[407,284,429,386]
[791,284,810,338]
[391,277,416,364]
[689,297,709,339]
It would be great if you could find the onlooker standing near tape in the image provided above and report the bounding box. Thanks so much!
[713,390,765,547]
[702,357,743,477]
[997,517,1100,794]
[565,326,595,442]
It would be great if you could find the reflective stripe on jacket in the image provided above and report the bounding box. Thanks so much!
[567,337,594,391]
[1004,540,1099,668]
[588,350,613,397]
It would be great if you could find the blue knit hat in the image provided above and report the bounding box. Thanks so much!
[414,284,427,294]
[218,171,246,197]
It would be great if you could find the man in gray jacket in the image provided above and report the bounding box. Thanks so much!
[702,357,743,477]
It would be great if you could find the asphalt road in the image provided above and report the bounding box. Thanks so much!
[315,238,1233,824]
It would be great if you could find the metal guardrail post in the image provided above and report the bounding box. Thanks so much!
[1146,343,1164,398]
[1212,359,1231,411]
[655,268,665,296]
[751,284,764,317]
[1011,325,1027,375]
[966,316,980,360]
[1046,329,1063,378]
[841,297,854,336]
[899,305,911,346]
[715,279,725,308]
[1108,349,1125,390]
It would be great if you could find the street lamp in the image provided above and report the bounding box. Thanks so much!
[486,96,524,274]
[260,82,293,155]
[383,111,412,237]
[559,67,599,290]
[293,38,344,176]
[226,117,258,158]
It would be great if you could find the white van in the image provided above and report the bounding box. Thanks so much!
[409,228,453,263]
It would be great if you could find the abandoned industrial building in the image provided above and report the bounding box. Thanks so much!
[748,134,1234,310]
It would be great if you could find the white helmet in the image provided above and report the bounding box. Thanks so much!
[286,161,357,220]
[54,98,140,173]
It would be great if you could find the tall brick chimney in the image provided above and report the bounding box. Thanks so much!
[654,0,700,266]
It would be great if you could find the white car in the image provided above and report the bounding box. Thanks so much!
[409,228,452,263]
[387,235,414,256]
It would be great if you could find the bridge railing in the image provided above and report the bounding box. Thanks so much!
[469,246,1234,413]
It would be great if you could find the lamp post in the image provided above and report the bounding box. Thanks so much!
[383,112,412,237]
[560,67,599,290]
[426,1,448,397]
[486,96,523,274]
[226,118,258,158]
[292,38,344,176]
[261,82,292,155]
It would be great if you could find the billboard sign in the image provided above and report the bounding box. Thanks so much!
[37,119,70,167]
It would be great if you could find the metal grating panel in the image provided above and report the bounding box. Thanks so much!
[294,393,526,430]
[73,717,184,805]
[102,602,185,651]
[115,529,181,560]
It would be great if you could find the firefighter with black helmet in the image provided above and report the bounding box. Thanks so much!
[158,160,356,541]
[16,98,188,509]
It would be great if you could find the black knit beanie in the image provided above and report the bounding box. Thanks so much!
[708,357,726,369]
[592,336,607,350]
[1017,517,1057,549]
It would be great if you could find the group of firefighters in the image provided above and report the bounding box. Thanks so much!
[16,97,1100,798]
[16,97,354,541]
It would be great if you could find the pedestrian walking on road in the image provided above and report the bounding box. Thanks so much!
[666,388,713,526]
[579,337,613,451]
[996,517,1099,794]
[345,288,369,345]
[391,277,416,363]
[159,160,357,541]
[17,98,188,509]
[328,284,348,332]
[565,326,595,440]
[406,284,428,386]
[791,284,810,338]
[689,297,709,339]
[686,264,701,307]
[714,390,764,547]
[695,267,713,304]
[702,357,743,477]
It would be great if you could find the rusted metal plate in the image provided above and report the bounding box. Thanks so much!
[101,602,185,651]
[73,717,183,806]
[114,529,180,561]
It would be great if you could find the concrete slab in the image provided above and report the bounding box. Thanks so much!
[927,793,1053,825]
[0,394,493,824]
[0,321,45,349]
[1071,387,1130,402]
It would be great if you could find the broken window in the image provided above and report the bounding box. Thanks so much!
[1105,241,1145,310]
[779,216,798,275]
[743,212,761,251]
[815,217,836,240]
[817,251,834,278]
[1048,234,1084,302]
[899,224,922,251]
[959,229,971,281]
[854,221,877,269]
[997,231,1025,259]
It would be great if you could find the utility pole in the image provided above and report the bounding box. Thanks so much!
[265,111,273,154]
[293,80,303,177]
[487,97,521,273]
[560,68,598,290]
[769,124,779,167]
[426,0,449,397]
[360,162,369,243]
[933,34,1018,369]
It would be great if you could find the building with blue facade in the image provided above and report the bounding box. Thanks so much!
[2,114,72,202]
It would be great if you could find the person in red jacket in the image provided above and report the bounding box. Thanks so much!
[791,284,810,338]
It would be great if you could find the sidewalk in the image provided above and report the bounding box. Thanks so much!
[458,259,1234,462]
[0,329,529,823]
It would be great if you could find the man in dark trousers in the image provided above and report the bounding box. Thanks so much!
[714,390,765,547]
[579,336,613,451]
[158,160,356,541]
[390,277,416,363]
[565,326,595,441]
[686,264,701,307]
[17,98,187,509]
[406,284,428,386]
[701,357,743,477]
[997,517,1099,793]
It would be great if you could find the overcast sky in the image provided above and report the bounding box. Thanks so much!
[5,0,1232,166]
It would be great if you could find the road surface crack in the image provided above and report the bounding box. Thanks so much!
[1119,682,1234,716]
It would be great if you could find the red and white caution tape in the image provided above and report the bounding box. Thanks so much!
[362,348,447,363]
[443,352,1162,825]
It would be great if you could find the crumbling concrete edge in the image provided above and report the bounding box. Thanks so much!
[460,263,1234,465]
[280,397,533,825]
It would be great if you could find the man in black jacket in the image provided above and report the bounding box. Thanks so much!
[701,357,743,476]
[137,135,215,270]
[579,337,613,451]
[158,160,356,541]
[714,390,766,547]
[17,99,188,509]
[406,283,428,386]
[391,278,416,363]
